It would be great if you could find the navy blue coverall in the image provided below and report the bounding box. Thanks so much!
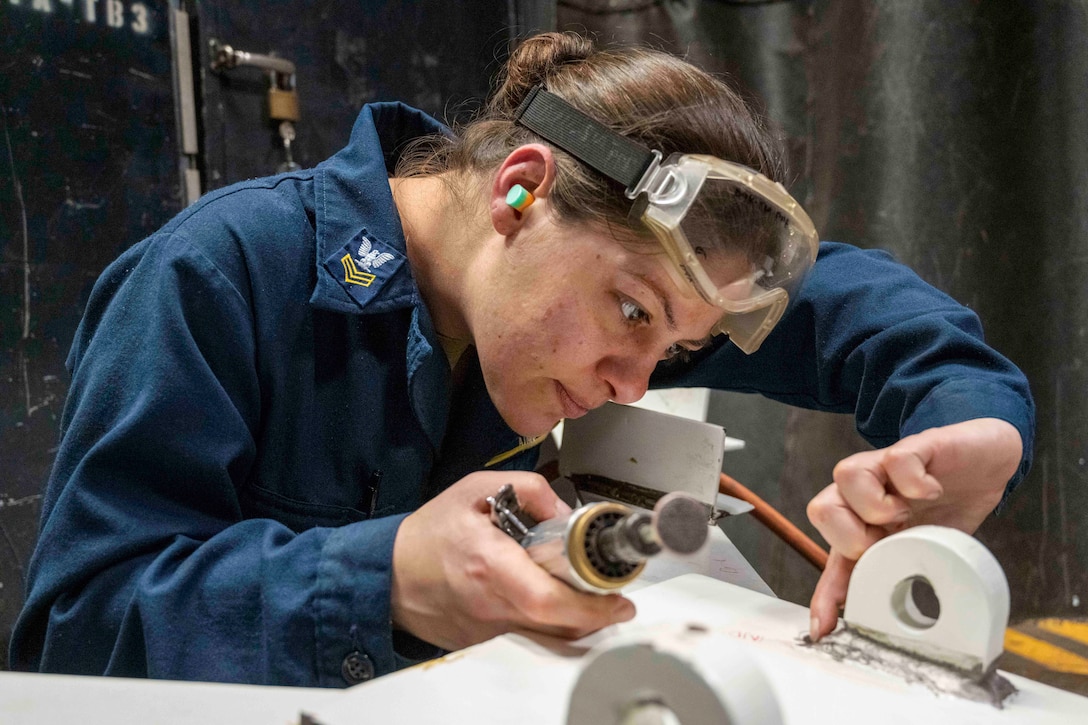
[10,102,1035,687]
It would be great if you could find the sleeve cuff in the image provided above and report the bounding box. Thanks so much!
[900,377,1035,505]
[313,512,411,686]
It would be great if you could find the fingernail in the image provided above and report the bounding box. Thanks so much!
[614,599,636,621]
[925,487,942,500]
[894,509,910,523]
[555,499,573,517]
[810,616,820,642]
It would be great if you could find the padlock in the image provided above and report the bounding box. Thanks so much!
[268,86,300,123]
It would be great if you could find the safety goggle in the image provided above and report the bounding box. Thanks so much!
[515,87,819,354]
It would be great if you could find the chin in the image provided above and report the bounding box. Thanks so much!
[498,406,558,440]
[513,418,560,440]
[483,379,556,439]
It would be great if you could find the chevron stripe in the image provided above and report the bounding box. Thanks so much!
[341,254,376,287]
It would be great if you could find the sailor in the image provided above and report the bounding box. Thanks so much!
[11,32,1032,686]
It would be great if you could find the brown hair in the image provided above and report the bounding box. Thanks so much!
[397,32,786,255]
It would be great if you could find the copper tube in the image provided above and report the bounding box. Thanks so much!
[719,472,829,571]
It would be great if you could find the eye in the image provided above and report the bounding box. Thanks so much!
[662,339,706,364]
[620,298,650,325]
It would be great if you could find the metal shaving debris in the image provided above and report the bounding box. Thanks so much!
[800,626,1017,708]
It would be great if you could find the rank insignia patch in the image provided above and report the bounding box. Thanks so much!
[324,230,406,306]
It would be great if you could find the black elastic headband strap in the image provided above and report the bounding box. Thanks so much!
[513,86,657,194]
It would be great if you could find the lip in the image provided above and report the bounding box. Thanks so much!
[555,381,590,419]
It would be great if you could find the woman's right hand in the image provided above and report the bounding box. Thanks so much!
[390,470,635,650]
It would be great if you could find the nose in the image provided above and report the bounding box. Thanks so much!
[596,350,657,405]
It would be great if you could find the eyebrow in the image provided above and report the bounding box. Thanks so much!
[640,274,713,351]
[685,334,714,351]
[640,275,677,332]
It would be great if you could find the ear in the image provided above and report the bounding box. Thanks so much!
[489,144,557,237]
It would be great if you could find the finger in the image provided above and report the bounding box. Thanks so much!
[807,483,886,559]
[507,471,573,521]
[490,548,635,633]
[510,604,635,642]
[809,550,855,641]
[881,441,943,501]
[467,471,571,521]
[832,453,911,525]
[509,571,635,633]
[509,595,637,641]
[508,588,635,638]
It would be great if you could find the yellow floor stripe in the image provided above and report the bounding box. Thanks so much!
[1004,629,1088,675]
[1035,619,1088,648]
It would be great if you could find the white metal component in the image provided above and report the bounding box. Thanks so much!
[553,402,766,593]
[549,389,745,451]
[715,492,754,516]
[560,402,725,508]
[843,525,1010,673]
[631,387,711,422]
[307,574,1088,724]
[567,626,783,725]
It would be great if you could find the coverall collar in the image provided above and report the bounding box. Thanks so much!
[310,102,450,316]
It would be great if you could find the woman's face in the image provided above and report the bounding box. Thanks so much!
[470,216,726,437]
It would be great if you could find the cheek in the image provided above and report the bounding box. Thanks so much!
[510,298,599,372]
[540,297,602,359]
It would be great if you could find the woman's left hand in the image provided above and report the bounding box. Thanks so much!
[806,417,1023,640]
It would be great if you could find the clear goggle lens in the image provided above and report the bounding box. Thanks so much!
[636,155,818,353]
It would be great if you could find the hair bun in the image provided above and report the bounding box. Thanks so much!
[491,32,596,115]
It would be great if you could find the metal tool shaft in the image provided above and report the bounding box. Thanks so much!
[488,485,709,594]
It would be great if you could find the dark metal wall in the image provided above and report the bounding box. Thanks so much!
[194,0,525,188]
[0,0,182,666]
[561,0,1088,621]
[0,0,540,667]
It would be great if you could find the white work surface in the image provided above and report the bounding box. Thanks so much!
[311,574,1088,725]
[3,575,1086,724]
[0,671,341,725]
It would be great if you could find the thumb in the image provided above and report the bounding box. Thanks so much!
[809,550,855,641]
